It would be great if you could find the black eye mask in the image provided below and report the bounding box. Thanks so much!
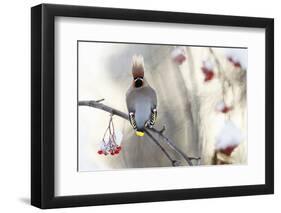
[134,77,143,88]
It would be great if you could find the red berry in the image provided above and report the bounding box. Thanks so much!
[220,145,237,156]
[201,67,215,82]
[204,71,214,82]
[114,150,120,154]
[201,67,209,74]
[228,57,241,68]
[222,106,231,113]
[110,151,115,155]
[116,146,121,150]
[97,150,103,155]
[173,54,186,65]
[227,57,233,63]
[234,62,241,68]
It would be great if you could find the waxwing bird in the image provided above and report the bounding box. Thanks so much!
[126,55,157,137]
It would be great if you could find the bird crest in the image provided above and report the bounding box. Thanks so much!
[132,54,145,79]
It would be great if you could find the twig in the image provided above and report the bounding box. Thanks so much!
[209,48,234,120]
[159,125,166,134]
[79,100,200,166]
[145,130,181,166]
[148,127,200,166]
[79,100,128,119]
[96,98,105,103]
[209,48,227,101]
[209,48,223,75]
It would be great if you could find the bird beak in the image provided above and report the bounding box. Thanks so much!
[135,131,145,137]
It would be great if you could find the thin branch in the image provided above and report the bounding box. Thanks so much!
[79,100,128,119]
[159,125,166,134]
[209,48,223,75]
[209,47,234,120]
[96,98,105,103]
[148,127,200,166]
[209,48,227,101]
[79,100,200,166]
[145,129,181,167]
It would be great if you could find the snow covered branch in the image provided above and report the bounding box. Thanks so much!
[79,99,200,166]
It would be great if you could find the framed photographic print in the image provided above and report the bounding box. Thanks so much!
[31,3,274,209]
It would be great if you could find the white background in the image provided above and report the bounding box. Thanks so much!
[0,0,279,212]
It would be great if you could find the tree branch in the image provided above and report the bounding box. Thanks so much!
[144,129,181,167]
[79,100,128,119]
[79,100,200,166]
[148,127,200,166]
[79,100,181,166]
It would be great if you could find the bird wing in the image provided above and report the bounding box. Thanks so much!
[146,86,157,109]
[126,85,136,113]
[143,87,157,126]
[126,85,158,130]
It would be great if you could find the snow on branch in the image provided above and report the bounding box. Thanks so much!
[79,99,200,166]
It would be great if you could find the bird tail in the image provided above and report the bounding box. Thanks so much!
[135,131,145,137]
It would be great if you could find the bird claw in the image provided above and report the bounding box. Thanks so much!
[145,121,153,129]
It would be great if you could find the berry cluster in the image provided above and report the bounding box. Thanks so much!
[201,60,215,82]
[215,120,243,157]
[97,145,122,156]
[216,100,232,114]
[227,57,241,68]
[171,46,186,65]
[97,115,123,156]
[218,145,237,156]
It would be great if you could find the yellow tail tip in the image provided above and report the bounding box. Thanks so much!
[135,131,145,137]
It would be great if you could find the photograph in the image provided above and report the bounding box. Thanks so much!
[78,41,248,171]
[30,3,274,209]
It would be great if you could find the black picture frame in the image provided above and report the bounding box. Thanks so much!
[31,3,274,209]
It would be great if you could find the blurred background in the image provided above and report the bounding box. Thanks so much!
[78,42,247,171]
